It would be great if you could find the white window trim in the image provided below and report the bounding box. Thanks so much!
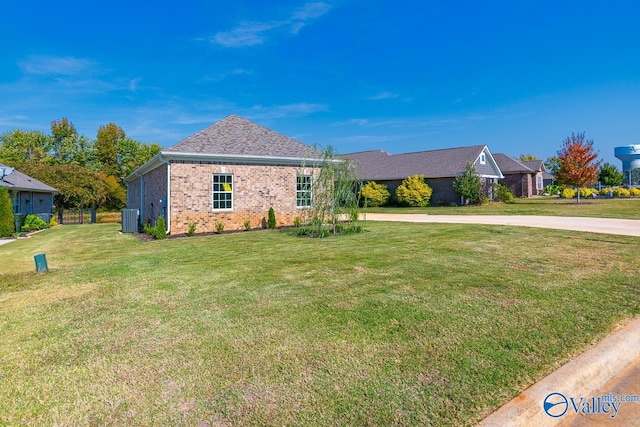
[212,173,233,211]
[479,153,486,164]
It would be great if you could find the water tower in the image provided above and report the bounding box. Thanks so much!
[614,145,640,184]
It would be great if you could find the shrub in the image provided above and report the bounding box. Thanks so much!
[613,188,630,197]
[293,216,301,227]
[143,215,167,239]
[215,220,225,234]
[599,188,614,196]
[267,207,276,229]
[154,215,167,239]
[21,214,49,232]
[244,219,251,231]
[543,184,560,196]
[492,183,515,203]
[0,187,14,237]
[187,222,196,237]
[49,216,58,227]
[560,187,577,199]
[395,175,433,207]
[630,188,640,197]
[579,188,598,198]
[359,181,390,207]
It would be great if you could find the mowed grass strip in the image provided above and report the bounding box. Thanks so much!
[365,196,640,219]
[0,222,638,426]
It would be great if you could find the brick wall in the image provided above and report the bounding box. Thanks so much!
[169,161,318,234]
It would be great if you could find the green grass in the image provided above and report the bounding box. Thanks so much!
[1,222,639,425]
[365,196,640,219]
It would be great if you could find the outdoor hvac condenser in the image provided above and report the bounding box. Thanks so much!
[121,209,139,233]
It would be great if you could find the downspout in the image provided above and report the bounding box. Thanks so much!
[132,169,144,230]
[158,154,171,235]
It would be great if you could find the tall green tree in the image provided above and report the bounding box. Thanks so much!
[0,187,15,237]
[544,156,561,175]
[453,163,481,205]
[0,130,52,164]
[555,132,601,203]
[95,123,126,178]
[50,118,97,168]
[519,154,539,161]
[598,163,624,187]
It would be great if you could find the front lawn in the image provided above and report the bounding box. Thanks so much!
[1,223,638,425]
[365,196,640,219]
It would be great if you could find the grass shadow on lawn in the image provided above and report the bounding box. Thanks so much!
[0,222,638,425]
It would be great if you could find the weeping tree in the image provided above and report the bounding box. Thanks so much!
[300,146,363,237]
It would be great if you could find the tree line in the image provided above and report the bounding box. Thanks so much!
[0,118,161,210]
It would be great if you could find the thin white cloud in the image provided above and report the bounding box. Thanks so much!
[211,2,332,47]
[367,91,399,100]
[18,55,95,76]
[249,102,330,119]
[203,69,253,83]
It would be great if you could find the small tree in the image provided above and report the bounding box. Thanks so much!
[598,163,624,187]
[302,146,362,237]
[359,181,390,207]
[395,175,433,207]
[453,163,481,205]
[267,207,276,229]
[0,187,15,237]
[555,132,601,203]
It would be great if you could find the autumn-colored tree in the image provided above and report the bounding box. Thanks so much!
[555,132,601,203]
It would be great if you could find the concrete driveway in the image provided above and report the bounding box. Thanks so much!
[363,214,640,237]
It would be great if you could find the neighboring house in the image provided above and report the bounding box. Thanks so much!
[493,154,545,197]
[125,115,324,235]
[0,163,58,222]
[542,171,555,188]
[343,145,503,205]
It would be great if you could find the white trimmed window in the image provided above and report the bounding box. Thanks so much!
[480,153,486,164]
[296,175,312,207]
[537,175,543,190]
[212,174,233,210]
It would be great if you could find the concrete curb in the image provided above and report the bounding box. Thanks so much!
[478,316,640,426]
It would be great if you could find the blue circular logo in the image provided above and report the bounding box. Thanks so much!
[543,392,568,417]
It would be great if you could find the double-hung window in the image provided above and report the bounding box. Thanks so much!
[212,174,233,210]
[296,175,312,207]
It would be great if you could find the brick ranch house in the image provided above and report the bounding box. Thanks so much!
[343,145,503,205]
[125,115,324,235]
[493,154,546,197]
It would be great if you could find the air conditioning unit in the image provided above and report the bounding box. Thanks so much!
[121,209,139,233]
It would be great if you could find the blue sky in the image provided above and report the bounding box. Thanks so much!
[2,1,640,166]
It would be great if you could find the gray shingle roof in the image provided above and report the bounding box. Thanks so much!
[522,160,545,172]
[343,145,490,179]
[493,154,535,174]
[165,115,323,159]
[0,164,58,193]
